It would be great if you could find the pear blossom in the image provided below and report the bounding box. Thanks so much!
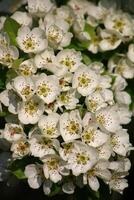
[12,76,35,101]
[18,59,37,76]
[3,123,25,142]
[35,73,60,104]
[97,141,112,160]
[59,110,82,141]
[43,154,69,183]
[81,125,108,147]
[56,49,82,73]
[44,16,73,49]
[0,16,6,30]
[25,164,43,189]
[11,11,32,27]
[99,29,122,51]
[72,65,98,96]
[29,135,59,158]
[0,33,9,47]
[83,160,111,191]
[65,141,98,176]
[38,113,60,138]
[57,89,79,110]
[127,43,134,63]
[110,129,132,156]
[11,138,29,158]
[27,0,54,17]
[16,26,48,53]
[18,95,44,124]
[0,89,21,114]
[0,45,19,67]
[95,106,121,133]
[104,11,134,38]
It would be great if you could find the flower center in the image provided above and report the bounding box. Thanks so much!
[96,114,105,125]
[47,158,59,170]
[78,74,90,87]
[66,120,79,134]
[25,100,39,115]
[21,86,33,99]
[23,37,36,50]
[60,57,76,69]
[82,129,95,143]
[76,152,90,165]
[37,83,51,97]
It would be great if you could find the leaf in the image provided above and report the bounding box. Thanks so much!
[6,69,18,84]
[84,23,96,39]
[12,169,26,179]
[82,53,92,65]
[3,17,20,46]
[48,184,62,197]
[12,58,24,69]
[0,111,7,117]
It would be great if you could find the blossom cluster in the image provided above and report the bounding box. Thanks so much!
[0,0,134,196]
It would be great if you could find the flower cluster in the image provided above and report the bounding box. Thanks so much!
[0,0,134,197]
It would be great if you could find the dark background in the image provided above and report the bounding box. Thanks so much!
[0,0,134,199]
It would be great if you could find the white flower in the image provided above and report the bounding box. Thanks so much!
[3,123,25,142]
[57,89,79,110]
[11,138,29,158]
[11,11,32,27]
[59,73,73,91]
[16,26,48,53]
[29,135,59,158]
[25,164,43,189]
[83,160,111,191]
[81,125,108,147]
[18,59,37,76]
[127,43,134,63]
[43,154,69,183]
[97,141,112,160]
[99,29,121,51]
[104,11,133,38]
[56,6,75,26]
[38,113,60,138]
[117,106,132,125]
[18,95,44,124]
[62,181,75,194]
[0,16,6,30]
[85,91,108,113]
[56,49,82,73]
[12,76,35,101]
[59,110,82,141]
[59,141,76,161]
[95,106,121,133]
[0,89,20,114]
[68,0,89,16]
[88,35,100,54]
[27,0,54,17]
[35,73,60,104]
[65,141,98,176]
[0,32,9,47]
[109,177,128,194]
[111,129,131,156]
[115,91,131,106]
[44,17,73,49]
[34,48,57,70]
[0,45,19,67]
[109,158,131,173]
[72,65,98,96]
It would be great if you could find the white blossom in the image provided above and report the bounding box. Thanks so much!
[16,26,48,53]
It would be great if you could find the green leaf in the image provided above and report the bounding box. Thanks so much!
[84,23,96,39]
[3,17,20,46]
[6,69,18,84]
[12,58,24,69]
[12,169,26,179]
[0,111,7,117]
[82,53,92,65]
[49,184,62,197]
